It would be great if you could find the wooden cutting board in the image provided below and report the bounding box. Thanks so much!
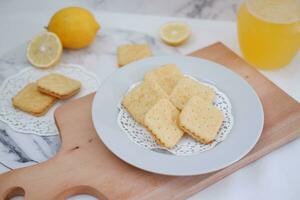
[1,42,300,200]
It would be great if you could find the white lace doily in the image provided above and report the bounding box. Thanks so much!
[0,64,99,136]
[118,77,234,156]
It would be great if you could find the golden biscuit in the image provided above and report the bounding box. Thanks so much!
[117,44,152,67]
[122,80,168,125]
[144,98,184,148]
[37,73,81,99]
[144,64,184,95]
[170,77,215,110]
[12,83,56,116]
[179,95,224,144]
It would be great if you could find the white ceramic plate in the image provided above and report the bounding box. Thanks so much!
[92,56,264,176]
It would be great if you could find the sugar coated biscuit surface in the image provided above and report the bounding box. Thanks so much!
[144,98,184,148]
[117,44,152,67]
[122,80,168,125]
[12,83,56,116]
[144,64,184,95]
[179,95,224,144]
[37,73,81,99]
[170,77,215,110]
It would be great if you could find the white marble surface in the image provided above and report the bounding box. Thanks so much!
[0,1,300,200]
[0,0,243,21]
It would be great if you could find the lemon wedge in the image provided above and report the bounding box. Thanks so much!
[27,32,62,68]
[160,22,191,46]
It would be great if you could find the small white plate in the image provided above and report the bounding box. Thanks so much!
[92,56,264,176]
[0,64,99,136]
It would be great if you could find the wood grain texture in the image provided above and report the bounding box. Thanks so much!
[1,42,300,200]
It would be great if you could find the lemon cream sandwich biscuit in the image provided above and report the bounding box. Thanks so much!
[122,79,168,125]
[170,77,215,110]
[144,64,184,95]
[37,73,81,99]
[12,83,56,116]
[179,95,224,144]
[144,98,184,148]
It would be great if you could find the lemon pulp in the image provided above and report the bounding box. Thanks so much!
[27,32,62,68]
[160,22,191,46]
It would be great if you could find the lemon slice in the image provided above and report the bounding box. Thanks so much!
[27,32,62,68]
[160,22,191,46]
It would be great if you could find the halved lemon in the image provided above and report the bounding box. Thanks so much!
[27,32,62,68]
[160,22,191,46]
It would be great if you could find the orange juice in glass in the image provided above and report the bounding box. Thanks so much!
[237,0,300,70]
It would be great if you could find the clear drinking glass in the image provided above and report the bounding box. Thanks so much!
[237,0,300,70]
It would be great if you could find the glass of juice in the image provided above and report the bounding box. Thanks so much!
[237,0,300,70]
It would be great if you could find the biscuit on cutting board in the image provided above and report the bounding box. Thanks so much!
[144,98,184,148]
[37,73,81,99]
[144,64,184,95]
[170,77,215,110]
[117,44,152,67]
[122,80,168,125]
[179,95,224,144]
[12,83,56,116]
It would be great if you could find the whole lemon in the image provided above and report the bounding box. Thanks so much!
[48,7,100,49]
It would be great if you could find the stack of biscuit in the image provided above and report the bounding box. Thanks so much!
[122,64,224,148]
[12,73,81,116]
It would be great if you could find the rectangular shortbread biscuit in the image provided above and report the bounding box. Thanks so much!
[179,95,224,144]
[170,77,215,110]
[144,64,184,95]
[12,83,56,116]
[37,73,81,99]
[122,80,168,125]
[117,44,152,67]
[144,98,184,148]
